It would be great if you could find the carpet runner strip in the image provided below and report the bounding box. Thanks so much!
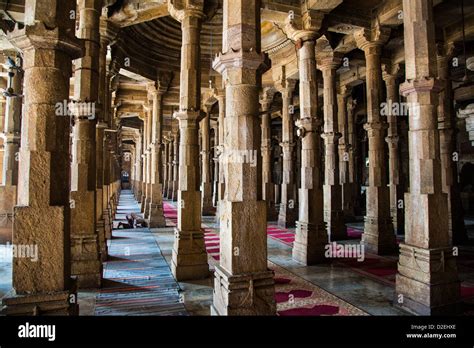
[95,191,188,316]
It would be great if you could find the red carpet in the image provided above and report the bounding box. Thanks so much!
[271,262,367,316]
[163,201,177,226]
[204,229,220,261]
[161,201,474,303]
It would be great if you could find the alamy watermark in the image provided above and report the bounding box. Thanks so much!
[220,149,258,167]
[55,100,96,120]
[0,242,39,262]
[380,100,420,119]
[325,242,365,262]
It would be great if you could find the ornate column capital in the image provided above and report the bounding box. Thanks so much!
[99,14,120,47]
[354,24,391,52]
[168,0,208,22]
[382,63,402,83]
[260,87,276,110]
[337,84,352,98]
[316,35,343,71]
[283,9,324,42]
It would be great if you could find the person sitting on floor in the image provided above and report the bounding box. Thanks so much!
[131,213,148,228]
[117,214,135,229]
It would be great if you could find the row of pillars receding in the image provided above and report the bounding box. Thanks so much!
[1,1,122,315]
[0,0,468,316]
[154,0,463,315]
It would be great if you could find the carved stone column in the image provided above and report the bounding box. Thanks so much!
[169,0,209,281]
[347,97,359,212]
[284,9,327,265]
[355,25,396,254]
[148,77,169,227]
[166,131,174,199]
[97,14,118,260]
[260,88,277,220]
[70,0,103,288]
[337,85,355,220]
[2,0,82,315]
[276,78,297,228]
[215,90,225,223]
[437,44,467,245]
[396,0,460,315]
[140,111,148,207]
[382,63,405,235]
[143,96,154,218]
[136,131,144,200]
[0,53,22,228]
[317,47,346,241]
[211,0,275,315]
[162,135,169,197]
[171,129,180,201]
[212,125,219,207]
[200,108,214,215]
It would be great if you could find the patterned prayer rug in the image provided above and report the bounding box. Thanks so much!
[270,262,368,316]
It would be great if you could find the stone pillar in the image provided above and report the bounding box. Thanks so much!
[284,9,327,265]
[148,80,168,227]
[382,63,405,235]
[171,129,179,201]
[317,49,346,241]
[212,125,219,207]
[260,88,277,220]
[200,108,214,215]
[169,1,209,281]
[70,0,103,288]
[166,131,174,198]
[211,0,275,315]
[135,132,143,200]
[1,0,82,315]
[437,44,467,245]
[277,79,297,228]
[0,53,22,228]
[97,14,118,261]
[347,97,359,212]
[162,135,169,197]
[396,0,460,315]
[355,25,396,254]
[144,94,154,218]
[140,112,148,209]
[215,90,226,223]
[337,85,355,220]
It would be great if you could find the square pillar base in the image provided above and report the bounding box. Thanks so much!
[71,234,102,289]
[395,243,460,315]
[293,221,328,265]
[2,284,78,316]
[171,229,209,281]
[211,265,276,316]
[148,203,166,228]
